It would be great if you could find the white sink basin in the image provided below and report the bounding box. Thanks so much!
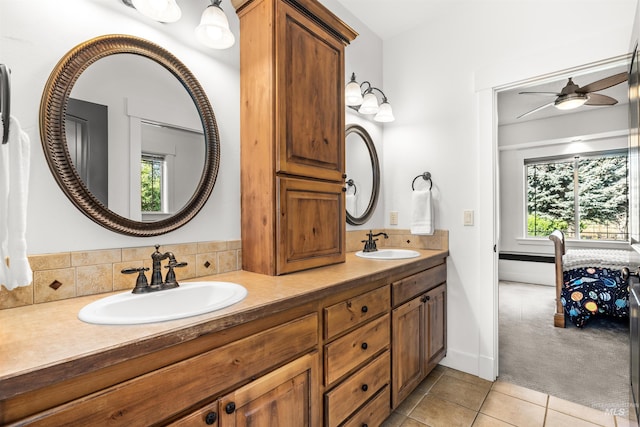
[78,281,248,325]
[355,249,420,260]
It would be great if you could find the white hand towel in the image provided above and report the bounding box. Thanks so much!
[411,189,434,235]
[346,193,357,217]
[4,115,32,290]
[0,117,9,287]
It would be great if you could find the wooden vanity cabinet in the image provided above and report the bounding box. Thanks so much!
[391,262,447,408]
[11,313,319,427]
[233,0,357,275]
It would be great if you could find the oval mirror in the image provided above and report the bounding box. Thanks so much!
[40,34,220,237]
[345,124,380,225]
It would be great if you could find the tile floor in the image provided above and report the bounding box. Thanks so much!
[382,365,634,427]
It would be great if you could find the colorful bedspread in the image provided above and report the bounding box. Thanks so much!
[561,267,628,327]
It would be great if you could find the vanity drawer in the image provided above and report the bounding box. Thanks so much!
[324,285,389,339]
[341,385,390,427]
[325,351,390,427]
[392,262,446,307]
[325,313,390,385]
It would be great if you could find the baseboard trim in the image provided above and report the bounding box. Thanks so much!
[439,348,479,377]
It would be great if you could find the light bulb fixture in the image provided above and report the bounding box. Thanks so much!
[195,0,235,49]
[123,0,182,22]
[345,72,395,122]
[554,93,589,111]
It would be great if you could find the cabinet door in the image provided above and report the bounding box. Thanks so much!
[219,352,320,427]
[426,284,447,369]
[275,0,345,182]
[391,296,426,408]
[277,177,345,274]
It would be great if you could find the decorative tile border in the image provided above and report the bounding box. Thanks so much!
[0,240,242,310]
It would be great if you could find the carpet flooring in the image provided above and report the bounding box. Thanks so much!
[498,281,630,415]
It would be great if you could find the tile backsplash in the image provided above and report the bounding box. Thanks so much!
[1,240,242,310]
[1,229,447,310]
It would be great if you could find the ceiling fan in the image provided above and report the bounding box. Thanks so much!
[517,71,628,119]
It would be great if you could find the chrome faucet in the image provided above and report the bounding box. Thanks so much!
[121,244,187,294]
[361,230,388,252]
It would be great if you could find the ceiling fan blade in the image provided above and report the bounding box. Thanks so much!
[576,72,628,93]
[517,102,555,119]
[518,91,561,96]
[584,93,618,106]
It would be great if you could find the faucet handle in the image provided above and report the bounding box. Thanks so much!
[121,267,151,293]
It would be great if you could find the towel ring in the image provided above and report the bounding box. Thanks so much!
[346,178,357,195]
[411,172,432,191]
[0,64,10,145]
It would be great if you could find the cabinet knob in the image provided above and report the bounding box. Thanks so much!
[225,402,236,414]
[361,342,368,350]
[361,384,368,392]
[361,305,368,313]
[205,411,218,425]
[421,295,431,303]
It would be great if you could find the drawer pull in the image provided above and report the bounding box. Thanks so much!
[361,384,368,392]
[421,294,431,303]
[361,305,368,313]
[361,342,368,350]
[225,402,236,414]
[205,411,218,425]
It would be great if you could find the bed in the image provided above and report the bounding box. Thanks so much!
[549,230,640,327]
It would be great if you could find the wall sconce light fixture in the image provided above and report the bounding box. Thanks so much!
[195,0,235,49]
[345,72,395,122]
[122,0,235,49]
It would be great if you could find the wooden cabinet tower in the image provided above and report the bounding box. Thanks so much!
[232,0,357,275]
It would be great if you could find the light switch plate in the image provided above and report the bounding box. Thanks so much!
[390,211,399,225]
[464,210,474,226]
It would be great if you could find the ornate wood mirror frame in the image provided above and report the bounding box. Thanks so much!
[40,34,220,237]
[345,123,380,225]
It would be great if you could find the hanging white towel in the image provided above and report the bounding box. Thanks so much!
[346,193,357,217]
[411,189,434,235]
[2,115,32,290]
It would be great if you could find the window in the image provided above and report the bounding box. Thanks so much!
[526,150,629,240]
[141,154,165,213]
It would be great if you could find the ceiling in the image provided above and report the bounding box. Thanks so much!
[332,0,458,40]
[332,0,630,126]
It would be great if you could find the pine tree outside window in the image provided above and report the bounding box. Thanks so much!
[141,154,165,213]
[526,150,629,241]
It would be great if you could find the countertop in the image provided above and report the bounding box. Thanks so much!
[0,250,447,400]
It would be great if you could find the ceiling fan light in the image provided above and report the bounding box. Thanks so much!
[374,101,394,122]
[131,0,181,22]
[358,92,379,115]
[554,94,588,110]
[195,3,235,49]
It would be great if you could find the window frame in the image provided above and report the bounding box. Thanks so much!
[524,148,629,241]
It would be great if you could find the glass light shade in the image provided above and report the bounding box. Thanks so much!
[374,101,395,122]
[345,80,363,106]
[358,92,379,114]
[554,94,588,110]
[195,4,235,49]
[131,0,181,22]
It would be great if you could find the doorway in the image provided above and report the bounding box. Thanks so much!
[493,56,630,412]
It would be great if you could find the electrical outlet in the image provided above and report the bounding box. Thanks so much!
[464,210,474,226]
[390,211,399,225]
